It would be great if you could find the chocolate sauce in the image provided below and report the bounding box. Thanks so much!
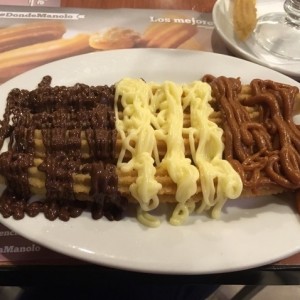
[203,75,300,193]
[0,76,127,221]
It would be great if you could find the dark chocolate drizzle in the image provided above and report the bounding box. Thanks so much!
[0,76,127,221]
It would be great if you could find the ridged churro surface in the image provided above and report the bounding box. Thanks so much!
[0,34,91,83]
[233,0,257,40]
[141,15,198,48]
[0,21,66,53]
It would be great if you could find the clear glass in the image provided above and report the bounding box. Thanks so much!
[254,0,300,60]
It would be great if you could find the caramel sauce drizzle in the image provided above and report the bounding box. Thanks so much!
[203,75,300,193]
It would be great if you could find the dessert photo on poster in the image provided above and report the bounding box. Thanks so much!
[0,6,215,84]
[0,0,61,7]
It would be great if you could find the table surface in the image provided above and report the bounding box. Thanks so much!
[1,0,300,286]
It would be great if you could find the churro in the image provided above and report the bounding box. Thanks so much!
[233,0,257,40]
[0,34,92,83]
[142,15,197,48]
[0,21,66,53]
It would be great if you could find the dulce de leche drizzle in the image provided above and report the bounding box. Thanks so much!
[0,76,127,221]
[203,75,300,192]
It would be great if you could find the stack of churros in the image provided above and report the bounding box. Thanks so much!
[0,75,300,227]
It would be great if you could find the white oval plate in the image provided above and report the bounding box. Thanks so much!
[1,49,300,274]
[213,0,300,80]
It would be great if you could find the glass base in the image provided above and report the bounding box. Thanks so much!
[254,12,300,60]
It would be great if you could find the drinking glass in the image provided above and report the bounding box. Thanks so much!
[254,0,300,60]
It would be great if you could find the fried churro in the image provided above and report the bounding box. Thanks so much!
[0,21,66,53]
[0,34,91,83]
[141,15,197,48]
[233,0,257,40]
